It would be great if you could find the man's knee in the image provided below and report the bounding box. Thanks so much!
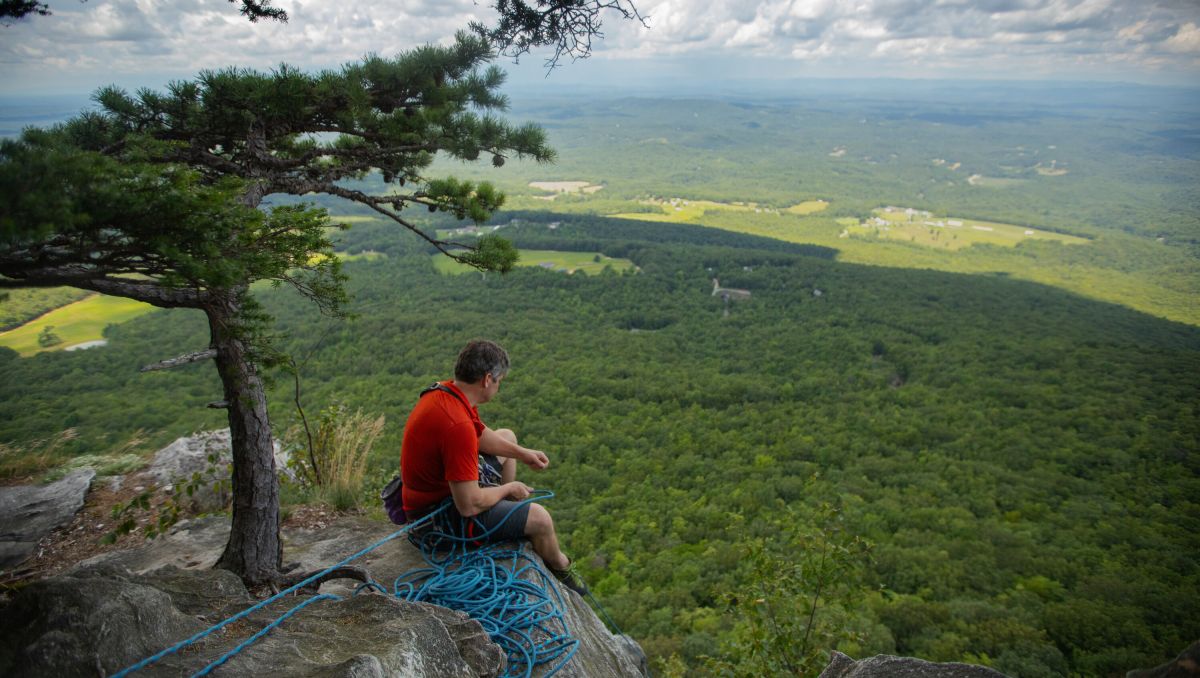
[524,503,554,537]
[495,428,518,445]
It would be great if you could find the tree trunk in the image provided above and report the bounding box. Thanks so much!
[208,288,282,586]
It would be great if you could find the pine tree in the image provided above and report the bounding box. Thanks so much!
[0,32,552,585]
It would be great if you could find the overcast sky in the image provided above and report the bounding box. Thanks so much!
[1,0,1198,96]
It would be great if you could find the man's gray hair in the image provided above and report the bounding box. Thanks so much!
[454,339,510,384]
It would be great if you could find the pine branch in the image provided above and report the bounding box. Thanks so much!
[0,270,204,308]
[140,349,218,372]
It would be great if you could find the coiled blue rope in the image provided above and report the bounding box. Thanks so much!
[392,490,580,678]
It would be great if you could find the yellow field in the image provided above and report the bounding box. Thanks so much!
[611,198,827,223]
[307,250,388,265]
[668,208,1196,326]
[848,208,1088,250]
[784,200,830,215]
[529,181,605,195]
[0,295,156,357]
[434,249,635,276]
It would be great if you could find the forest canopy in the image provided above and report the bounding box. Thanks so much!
[2,210,1195,675]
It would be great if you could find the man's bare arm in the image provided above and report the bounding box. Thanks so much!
[449,479,532,517]
[479,426,550,470]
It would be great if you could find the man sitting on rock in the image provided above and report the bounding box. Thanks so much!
[399,339,588,595]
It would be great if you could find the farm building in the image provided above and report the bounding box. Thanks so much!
[712,279,751,300]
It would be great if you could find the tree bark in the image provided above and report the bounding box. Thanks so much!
[208,288,282,586]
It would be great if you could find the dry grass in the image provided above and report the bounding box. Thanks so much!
[293,407,386,510]
[0,429,79,482]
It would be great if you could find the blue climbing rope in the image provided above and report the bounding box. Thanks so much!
[110,505,447,678]
[391,490,580,678]
[110,491,596,678]
[194,593,341,677]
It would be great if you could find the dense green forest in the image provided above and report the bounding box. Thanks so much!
[2,208,1197,676]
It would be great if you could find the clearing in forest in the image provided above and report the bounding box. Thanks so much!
[434,249,636,276]
[967,174,1027,187]
[0,295,155,357]
[847,207,1088,250]
[529,181,605,200]
[306,251,388,265]
[610,197,827,223]
[1035,163,1069,176]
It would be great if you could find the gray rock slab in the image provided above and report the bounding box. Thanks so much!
[281,517,647,677]
[74,515,230,574]
[0,469,95,570]
[0,572,207,677]
[820,651,1011,678]
[143,429,292,512]
[0,568,497,678]
[65,514,647,676]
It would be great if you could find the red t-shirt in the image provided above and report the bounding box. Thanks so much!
[400,381,486,514]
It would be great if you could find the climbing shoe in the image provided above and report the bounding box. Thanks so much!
[549,561,589,596]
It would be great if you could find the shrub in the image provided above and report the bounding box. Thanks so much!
[288,404,385,510]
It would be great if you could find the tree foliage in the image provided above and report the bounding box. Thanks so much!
[0,33,551,583]
[0,0,285,23]
[0,0,46,21]
[473,0,645,67]
[706,499,871,676]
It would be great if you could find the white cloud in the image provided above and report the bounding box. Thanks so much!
[0,0,1197,93]
[1165,21,1200,52]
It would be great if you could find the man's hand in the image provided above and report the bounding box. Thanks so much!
[505,481,533,501]
[523,448,550,470]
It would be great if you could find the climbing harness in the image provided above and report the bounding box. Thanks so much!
[110,491,589,678]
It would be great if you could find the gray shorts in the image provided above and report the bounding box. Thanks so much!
[446,499,531,542]
[410,454,529,543]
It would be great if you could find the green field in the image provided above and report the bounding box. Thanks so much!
[0,252,384,350]
[0,294,155,356]
[433,249,636,275]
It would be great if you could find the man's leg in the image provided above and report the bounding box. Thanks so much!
[525,503,589,595]
[493,428,519,483]
[524,503,569,570]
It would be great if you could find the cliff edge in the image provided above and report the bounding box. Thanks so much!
[0,515,647,677]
